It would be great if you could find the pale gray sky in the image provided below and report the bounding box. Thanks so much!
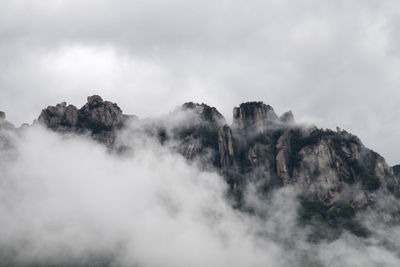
[0,0,399,164]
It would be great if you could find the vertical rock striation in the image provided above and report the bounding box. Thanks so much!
[218,125,234,172]
[233,102,278,134]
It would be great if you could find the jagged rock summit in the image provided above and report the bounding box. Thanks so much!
[38,101,79,129]
[233,102,278,134]
[38,95,128,146]
[79,95,124,129]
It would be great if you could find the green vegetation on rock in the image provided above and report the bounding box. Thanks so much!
[299,196,370,241]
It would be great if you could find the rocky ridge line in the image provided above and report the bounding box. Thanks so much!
[2,95,400,240]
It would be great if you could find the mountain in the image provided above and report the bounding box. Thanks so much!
[1,95,400,242]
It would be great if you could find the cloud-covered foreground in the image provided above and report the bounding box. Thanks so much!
[0,125,399,266]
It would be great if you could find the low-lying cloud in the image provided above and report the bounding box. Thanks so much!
[0,124,399,266]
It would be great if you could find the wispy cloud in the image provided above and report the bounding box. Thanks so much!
[0,122,399,266]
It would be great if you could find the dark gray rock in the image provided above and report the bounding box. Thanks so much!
[233,102,278,134]
[38,95,127,147]
[276,130,292,182]
[78,95,123,130]
[38,102,79,130]
[218,125,234,172]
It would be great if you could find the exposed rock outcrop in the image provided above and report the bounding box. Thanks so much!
[182,102,225,127]
[233,102,278,134]
[218,125,234,172]
[276,130,292,182]
[78,95,123,130]
[172,102,225,167]
[273,126,399,207]
[38,102,79,130]
[38,95,126,146]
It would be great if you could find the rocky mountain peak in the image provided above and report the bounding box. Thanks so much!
[233,101,278,134]
[0,111,5,119]
[79,95,123,129]
[38,102,79,130]
[87,95,104,108]
[38,95,125,146]
[182,102,225,126]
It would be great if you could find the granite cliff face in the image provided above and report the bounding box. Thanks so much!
[170,101,400,238]
[233,102,278,134]
[3,96,400,240]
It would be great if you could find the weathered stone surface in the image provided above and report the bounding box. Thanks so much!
[296,138,343,204]
[183,143,197,160]
[218,125,234,171]
[78,95,123,129]
[274,128,400,208]
[0,111,5,119]
[170,102,225,168]
[38,102,79,130]
[64,105,79,127]
[233,102,278,134]
[182,102,225,127]
[38,95,127,147]
[276,130,292,182]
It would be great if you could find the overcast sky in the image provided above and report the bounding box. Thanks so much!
[0,0,399,164]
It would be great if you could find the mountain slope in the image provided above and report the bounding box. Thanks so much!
[2,95,400,241]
